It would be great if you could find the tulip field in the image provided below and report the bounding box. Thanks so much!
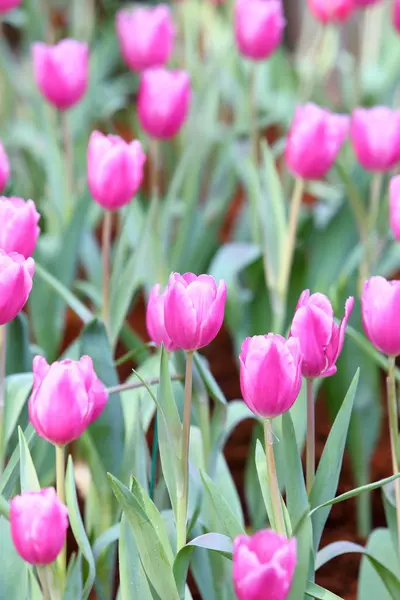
[2,0,400,599]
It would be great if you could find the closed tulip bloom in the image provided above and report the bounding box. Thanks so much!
[32,39,89,110]
[10,488,68,565]
[146,284,178,352]
[233,530,297,600]
[234,0,285,60]
[285,103,350,179]
[390,176,400,241]
[0,197,40,258]
[362,276,400,356]
[0,0,22,12]
[29,355,108,446]
[0,250,34,325]
[163,273,226,351]
[290,291,354,378]
[308,0,354,23]
[116,5,175,72]
[240,334,302,418]
[0,141,10,193]
[394,0,400,34]
[87,131,146,210]
[350,107,400,171]
[138,68,191,140]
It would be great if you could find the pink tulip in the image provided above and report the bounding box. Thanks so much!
[394,0,400,33]
[146,284,178,352]
[234,0,285,60]
[163,273,226,351]
[29,355,108,446]
[0,141,10,193]
[32,39,89,110]
[233,530,297,600]
[10,488,68,565]
[362,276,400,356]
[116,5,175,72]
[87,131,146,210]
[350,107,400,172]
[354,0,382,6]
[290,291,354,378]
[138,68,191,140]
[285,103,349,179]
[0,197,40,258]
[0,250,34,325]
[390,176,400,241]
[308,0,354,23]
[0,0,22,12]
[239,334,302,418]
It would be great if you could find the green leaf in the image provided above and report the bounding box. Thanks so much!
[358,529,400,600]
[382,483,398,551]
[93,524,120,563]
[118,513,153,600]
[0,516,29,599]
[0,424,36,498]
[18,427,40,492]
[6,314,31,374]
[3,374,33,455]
[306,581,344,599]
[64,554,83,600]
[200,470,245,539]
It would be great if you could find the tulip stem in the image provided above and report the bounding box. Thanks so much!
[386,356,400,555]
[37,566,51,600]
[306,378,315,495]
[264,419,285,535]
[101,210,112,333]
[362,172,383,280]
[55,445,66,583]
[0,325,6,475]
[61,111,74,220]
[177,350,194,552]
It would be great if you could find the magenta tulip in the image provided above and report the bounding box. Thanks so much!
[0,197,40,258]
[138,68,191,140]
[290,291,354,378]
[350,107,400,172]
[116,5,175,72]
[0,0,22,12]
[354,0,382,6]
[146,284,178,352]
[10,488,68,565]
[239,334,302,418]
[390,176,400,241]
[29,355,108,446]
[394,0,400,33]
[163,273,226,351]
[234,0,285,60]
[362,276,400,356]
[32,39,89,110]
[285,103,349,179]
[87,131,146,210]
[308,0,354,22]
[0,250,34,325]
[233,530,297,600]
[0,141,10,193]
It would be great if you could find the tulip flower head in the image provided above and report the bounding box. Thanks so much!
[0,141,10,193]
[350,107,400,172]
[285,103,349,179]
[390,176,400,241]
[0,0,22,12]
[10,488,69,565]
[32,39,89,110]
[362,276,400,356]
[394,0,400,32]
[354,0,383,6]
[0,197,40,258]
[116,5,175,72]
[233,530,297,600]
[29,355,109,446]
[234,0,285,60]
[239,334,302,418]
[146,283,179,352]
[290,291,354,378]
[0,250,34,325]
[308,0,354,23]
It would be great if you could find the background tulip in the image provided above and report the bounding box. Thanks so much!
[29,355,108,445]
[394,0,400,34]
[285,103,349,179]
[290,291,354,378]
[0,0,22,12]
[87,131,146,210]
[354,0,382,5]
[0,141,10,193]
[32,39,89,110]
[234,0,285,60]
[146,283,178,352]
[362,276,400,356]
[390,176,400,241]
[138,68,191,140]
[233,530,297,600]
[350,107,400,171]
[116,5,175,72]
[308,0,354,23]
[0,250,34,325]
[10,488,68,565]
[0,197,40,258]
[163,273,226,351]
[239,334,302,418]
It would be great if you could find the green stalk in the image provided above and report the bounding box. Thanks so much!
[264,419,285,535]
[55,445,66,582]
[0,325,7,475]
[306,378,315,495]
[386,356,400,555]
[101,210,112,333]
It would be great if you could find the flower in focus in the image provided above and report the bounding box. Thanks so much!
[0,197,40,258]
[350,107,400,172]
[146,284,178,352]
[362,276,400,356]
[308,0,354,23]
[0,250,34,325]
[390,176,400,241]
[0,142,10,193]
[234,0,285,60]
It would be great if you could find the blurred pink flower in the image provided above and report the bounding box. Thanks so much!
[354,0,383,6]
[390,176,400,241]
[0,142,10,193]
[0,250,34,325]
[308,0,354,23]
[0,0,22,12]
[0,197,40,258]
[146,284,179,352]
[394,0,400,33]
[234,0,285,60]
[350,107,400,171]
[362,276,400,356]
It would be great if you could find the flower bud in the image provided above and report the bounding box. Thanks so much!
[350,107,400,172]
[0,141,10,193]
[32,39,89,110]
[87,131,146,210]
[390,176,400,241]
[308,0,354,23]
[116,5,175,72]
[0,250,34,325]
[0,0,22,12]
[138,68,191,140]
[10,488,68,565]
[362,276,400,356]
[0,197,40,258]
[146,284,178,352]
[285,103,349,179]
[233,530,297,600]
[234,0,285,60]
[29,355,108,445]
[239,334,302,418]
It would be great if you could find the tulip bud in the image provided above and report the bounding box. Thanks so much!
[308,0,354,23]
[233,530,297,600]
[390,176,400,241]
[146,284,178,352]
[87,131,146,210]
[234,0,285,60]
[29,355,108,445]
[290,291,354,378]
[239,334,302,418]
[10,488,68,565]
[394,0,400,34]
[0,0,22,12]
[350,107,400,172]
[0,250,34,325]
[163,273,226,351]
[0,197,40,258]
[285,103,349,179]
[32,39,89,111]
[362,276,400,356]
[138,68,191,140]
[116,5,175,72]
[0,141,10,193]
